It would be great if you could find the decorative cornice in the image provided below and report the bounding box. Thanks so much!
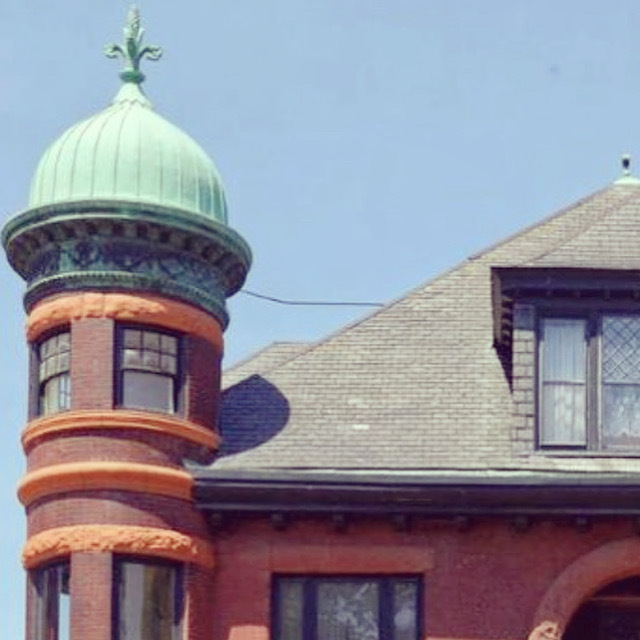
[194,469,640,518]
[18,461,193,506]
[23,524,214,568]
[27,292,223,348]
[22,410,219,453]
[3,201,251,320]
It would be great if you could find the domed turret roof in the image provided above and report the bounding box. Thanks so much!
[29,84,228,222]
[28,10,228,223]
[3,8,251,324]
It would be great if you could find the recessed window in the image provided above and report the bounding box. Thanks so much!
[113,559,182,640]
[118,328,179,413]
[33,563,70,640]
[273,576,421,640]
[539,313,640,450]
[38,332,71,416]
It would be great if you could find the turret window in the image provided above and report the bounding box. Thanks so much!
[118,328,179,413]
[39,332,71,416]
[33,562,70,640]
[114,559,182,640]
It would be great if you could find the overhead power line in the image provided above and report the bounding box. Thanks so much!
[240,289,385,308]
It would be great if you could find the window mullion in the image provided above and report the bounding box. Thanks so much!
[379,579,393,640]
[586,312,600,450]
[304,579,317,640]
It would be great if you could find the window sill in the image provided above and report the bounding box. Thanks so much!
[537,448,640,459]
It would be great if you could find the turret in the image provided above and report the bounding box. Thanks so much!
[2,9,250,640]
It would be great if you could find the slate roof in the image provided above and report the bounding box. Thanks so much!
[213,181,640,474]
[222,342,311,390]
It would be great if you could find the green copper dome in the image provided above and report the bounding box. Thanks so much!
[29,82,228,223]
[3,7,250,325]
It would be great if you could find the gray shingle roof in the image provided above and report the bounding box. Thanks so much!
[214,181,640,474]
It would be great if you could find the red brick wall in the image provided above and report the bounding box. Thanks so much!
[186,564,216,640]
[208,516,640,640]
[71,318,115,411]
[26,492,209,539]
[70,552,113,640]
[26,431,193,472]
[185,335,222,430]
[22,294,223,640]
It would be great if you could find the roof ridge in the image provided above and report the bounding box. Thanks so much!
[521,186,640,266]
[466,182,626,262]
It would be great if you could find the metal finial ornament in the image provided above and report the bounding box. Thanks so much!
[622,154,632,176]
[104,6,162,84]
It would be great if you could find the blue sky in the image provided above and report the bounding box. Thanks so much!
[2,0,640,634]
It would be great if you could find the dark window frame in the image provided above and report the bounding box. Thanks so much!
[34,329,71,417]
[537,305,640,452]
[32,560,70,640]
[114,325,183,415]
[271,574,423,640]
[111,556,184,640]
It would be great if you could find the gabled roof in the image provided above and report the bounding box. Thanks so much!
[213,181,640,474]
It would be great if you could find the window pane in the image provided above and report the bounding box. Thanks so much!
[540,384,586,446]
[394,582,418,640]
[317,582,379,640]
[542,319,586,381]
[603,386,640,447]
[603,316,640,384]
[124,329,141,349]
[143,331,161,351]
[160,354,177,375]
[161,335,178,355]
[123,371,174,412]
[34,563,70,640]
[277,579,304,640]
[540,319,587,445]
[41,373,71,416]
[143,349,160,369]
[116,562,179,640]
[602,316,640,446]
[123,348,142,367]
[57,332,70,352]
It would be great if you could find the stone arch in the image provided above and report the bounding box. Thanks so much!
[532,537,640,636]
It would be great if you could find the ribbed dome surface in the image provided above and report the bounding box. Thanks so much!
[29,84,228,223]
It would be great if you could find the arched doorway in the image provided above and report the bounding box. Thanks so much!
[564,576,640,640]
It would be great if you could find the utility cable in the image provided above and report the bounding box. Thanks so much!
[240,289,385,308]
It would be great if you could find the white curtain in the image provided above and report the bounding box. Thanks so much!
[540,318,587,445]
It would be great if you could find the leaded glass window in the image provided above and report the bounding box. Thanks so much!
[39,332,71,415]
[602,315,640,447]
[274,576,421,640]
[119,328,179,413]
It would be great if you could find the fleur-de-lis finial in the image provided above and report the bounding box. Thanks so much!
[104,6,162,84]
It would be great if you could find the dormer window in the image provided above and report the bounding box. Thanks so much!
[540,313,640,451]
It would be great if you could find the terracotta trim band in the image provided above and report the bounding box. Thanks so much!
[23,524,214,568]
[18,462,193,506]
[26,292,223,349]
[22,410,219,453]
[533,537,640,635]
